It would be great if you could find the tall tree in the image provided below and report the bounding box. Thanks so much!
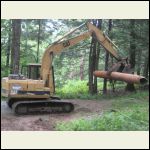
[11,19,21,74]
[93,20,102,93]
[37,19,41,63]
[136,48,142,75]
[126,20,136,91]
[24,20,29,64]
[103,19,112,94]
[89,19,102,94]
[143,51,149,79]
[6,20,11,67]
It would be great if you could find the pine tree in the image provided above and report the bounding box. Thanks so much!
[11,19,21,74]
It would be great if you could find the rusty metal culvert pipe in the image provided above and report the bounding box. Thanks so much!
[93,71,148,84]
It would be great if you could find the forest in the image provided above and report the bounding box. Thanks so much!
[1,19,149,131]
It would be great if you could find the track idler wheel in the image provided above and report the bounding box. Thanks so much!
[62,103,74,113]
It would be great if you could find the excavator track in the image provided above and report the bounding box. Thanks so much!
[12,100,74,115]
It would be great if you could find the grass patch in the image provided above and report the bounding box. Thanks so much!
[56,80,126,99]
[56,80,88,99]
[56,91,149,131]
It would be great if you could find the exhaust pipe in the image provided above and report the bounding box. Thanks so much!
[93,71,148,84]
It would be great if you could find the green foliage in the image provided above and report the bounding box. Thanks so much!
[112,91,149,108]
[56,80,126,99]
[56,80,88,99]
[57,107,149,131]
[56,91,149,131]
[56,80,98,99]
[1,69,9,78]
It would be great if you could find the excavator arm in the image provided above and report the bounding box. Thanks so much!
[86,22,121,61]
[41,22,123,94]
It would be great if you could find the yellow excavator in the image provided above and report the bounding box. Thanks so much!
[1,22,129,115]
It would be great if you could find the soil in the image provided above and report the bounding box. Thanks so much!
[1,99,112,131]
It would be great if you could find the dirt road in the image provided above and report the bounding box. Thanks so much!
[1,99,112,131]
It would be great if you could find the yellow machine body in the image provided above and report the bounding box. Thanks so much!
[2,77,50,99]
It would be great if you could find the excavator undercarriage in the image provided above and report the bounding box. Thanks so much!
[10,99,74,115]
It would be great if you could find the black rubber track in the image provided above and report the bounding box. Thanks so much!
[12,100,74,115]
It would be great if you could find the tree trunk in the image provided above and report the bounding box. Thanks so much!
[25,20,29,63]
[89,36,95,94]
[93,42,101,92]
[137,48,142,75]
[6,20,11,67]
[103,52,109,94]
[93,19,102,93]
[37,19,41,63]
[143,51,149,79]
[126,20,136,92]
[11,19,21,74]
[103,19,112,94]
[89,19,102,94]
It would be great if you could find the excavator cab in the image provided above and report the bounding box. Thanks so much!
[21,63,41,80]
